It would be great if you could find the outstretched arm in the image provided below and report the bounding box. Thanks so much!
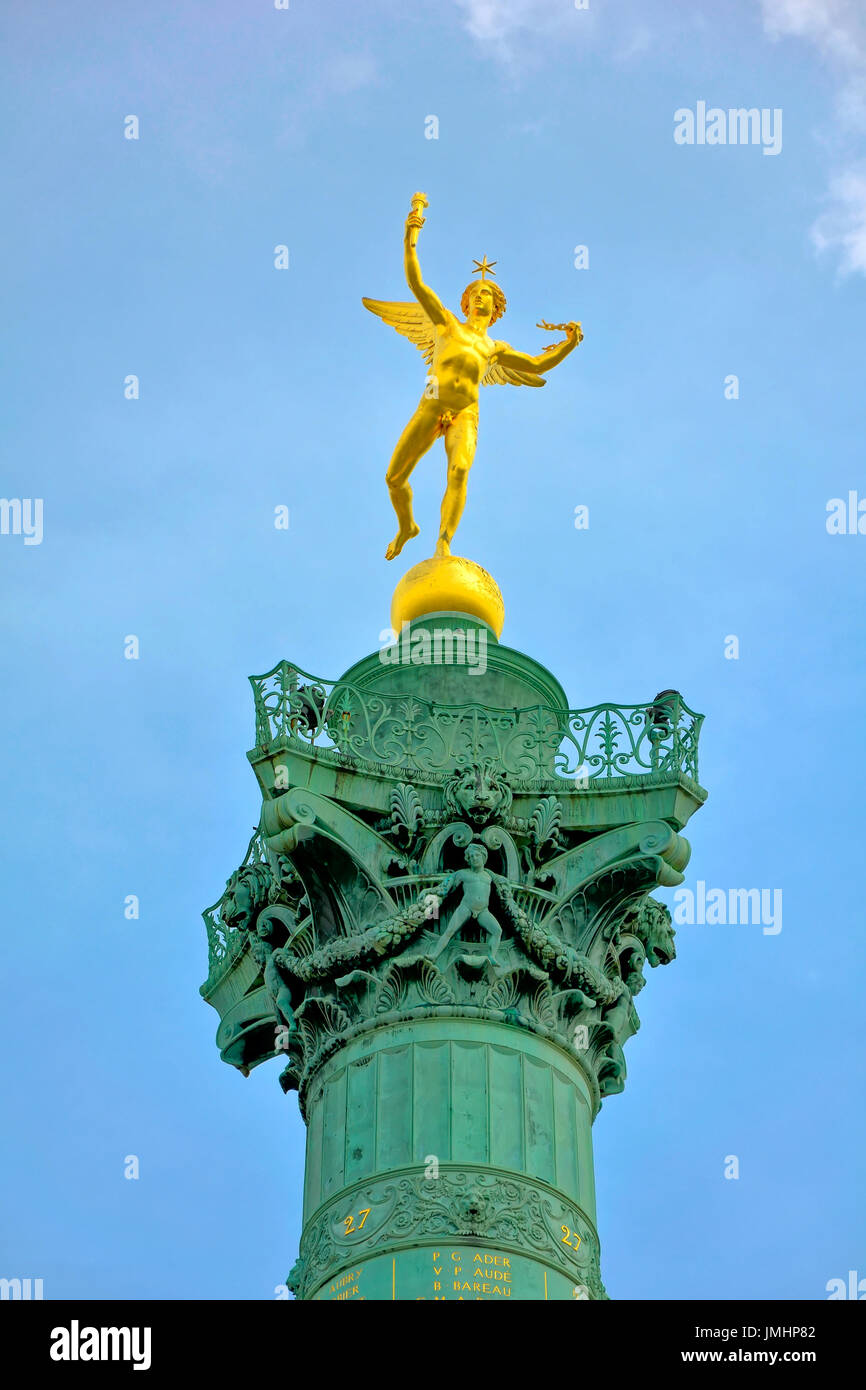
[403,200,449,326]
[497,321,583,374]
[436,870,462,900]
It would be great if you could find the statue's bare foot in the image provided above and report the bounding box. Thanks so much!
[435,537,452,558]
[385,523,420,561]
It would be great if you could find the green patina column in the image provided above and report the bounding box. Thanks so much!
[200,615,706,1300]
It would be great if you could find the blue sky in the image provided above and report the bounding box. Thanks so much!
[1,0,864,1300]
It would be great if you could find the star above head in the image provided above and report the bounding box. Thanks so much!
[471,255,497,280]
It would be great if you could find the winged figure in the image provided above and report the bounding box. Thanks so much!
[363,194,584,560]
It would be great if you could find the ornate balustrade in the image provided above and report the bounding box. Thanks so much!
[249,660,704,786]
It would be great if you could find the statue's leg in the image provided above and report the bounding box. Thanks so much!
[477,909,503,958]
[276,990,297,1034]
[429,902,469,958]
[437,405,478,557]
[385,401,440,560]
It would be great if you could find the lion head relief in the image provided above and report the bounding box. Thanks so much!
[443,759,513,826]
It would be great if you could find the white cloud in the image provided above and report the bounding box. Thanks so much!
[453,0,654,72]
[455,0,555,43]
[761,1,866,275]
[322,52,379,96]
[810,168,866,275]
[761,0,866,124]
[761,0,866,69]
[452,0,595,67]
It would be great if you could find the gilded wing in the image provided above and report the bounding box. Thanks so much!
[361,298,436,365]
[482,357,546,388]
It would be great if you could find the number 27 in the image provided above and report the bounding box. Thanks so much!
[344,1207,371,1235]
[561,1225,582,1251]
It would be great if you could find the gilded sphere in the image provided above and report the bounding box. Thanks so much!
[390,555,504,638]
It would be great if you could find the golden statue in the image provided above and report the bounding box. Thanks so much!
[363,192,583,565]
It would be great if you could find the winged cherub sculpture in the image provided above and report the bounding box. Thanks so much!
[363,193,584,561]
